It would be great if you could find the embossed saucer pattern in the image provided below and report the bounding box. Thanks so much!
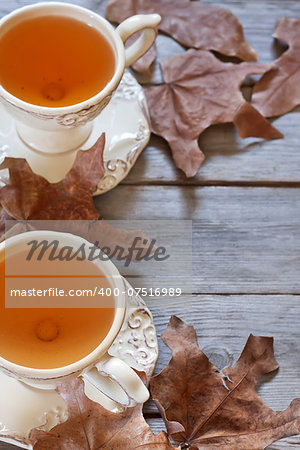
[0,279,158,449]
[0,71,150,196]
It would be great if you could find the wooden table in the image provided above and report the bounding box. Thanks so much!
[1,0,300,449]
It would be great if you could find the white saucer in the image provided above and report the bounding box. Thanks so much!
[0,279,158,449]
[0,72,150,196]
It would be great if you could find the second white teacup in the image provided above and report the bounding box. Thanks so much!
[0,2,160,153]
[0,230,149,407]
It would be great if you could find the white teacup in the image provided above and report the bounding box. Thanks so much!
[0,2,160,153]
[0,230,149,407]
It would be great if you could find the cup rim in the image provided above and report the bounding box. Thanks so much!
[0,2,125,114]
[0,230,126,378]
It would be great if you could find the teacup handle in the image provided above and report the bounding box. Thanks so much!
[82,355,149,407]
[116,14,161,67]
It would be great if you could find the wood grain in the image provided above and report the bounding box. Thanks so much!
[97,186,300,294]
[123,111,300,185]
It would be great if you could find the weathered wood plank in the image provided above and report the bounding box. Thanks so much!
[96,186,300,293]
[96,185,300,223]
[123,109,300,185]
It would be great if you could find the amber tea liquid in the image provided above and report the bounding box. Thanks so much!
[0,249,115,369]
[0,15,115,107]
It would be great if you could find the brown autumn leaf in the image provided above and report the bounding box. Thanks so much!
[127,33,157,76]
[0,134,105,221]
[30,378,178,450]
[144,49,282,177]
[106,0,257,76]
[151,316,300,449]
[133,45,156,76]
[252,17,300,117]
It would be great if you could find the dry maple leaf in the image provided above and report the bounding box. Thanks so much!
[30,378,178,450]
[0,134,105,221]
[132,45,157,76]
[144,49,283,177]
[106,0,257,76]
[126,33,157,76]
[150,316,300,449]
[252,17,300,117]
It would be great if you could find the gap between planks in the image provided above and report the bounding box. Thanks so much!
[121,180,300,188]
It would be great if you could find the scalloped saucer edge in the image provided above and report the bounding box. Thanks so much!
[0,71,150,196]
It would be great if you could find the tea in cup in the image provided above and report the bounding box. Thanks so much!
[0,2,160,153]
[0,231,149,407]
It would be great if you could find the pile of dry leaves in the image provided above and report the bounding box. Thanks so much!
[107,0,300,177]
[28,317,300,449]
